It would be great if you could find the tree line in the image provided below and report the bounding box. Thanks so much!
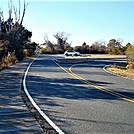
[74,39,127,55]
[40,34,133,56]
[0,0,37,68]
[40,32,134,69]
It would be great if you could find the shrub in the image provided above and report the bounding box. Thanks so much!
[39,48,48,54]
[0,52,17,68]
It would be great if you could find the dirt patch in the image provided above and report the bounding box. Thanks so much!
[106,64,134,80]
[66,54,126,59]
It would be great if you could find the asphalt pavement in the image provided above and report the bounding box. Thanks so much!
[26,55,134,134]
[0,59,43,133]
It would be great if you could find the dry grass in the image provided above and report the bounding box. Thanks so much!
[107,65,134,80]
[88,54,126,59]
[0,66,4,70]
[67,54,126,59]
[0,54,35,71]
[0,53,17,71]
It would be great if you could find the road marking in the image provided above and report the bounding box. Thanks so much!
[54,61,134,103]
[23,56,65,134]
[70,65,134,103]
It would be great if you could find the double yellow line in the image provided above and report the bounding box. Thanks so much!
[54,61,134,103]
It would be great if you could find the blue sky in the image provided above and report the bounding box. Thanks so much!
[1,0,134,46]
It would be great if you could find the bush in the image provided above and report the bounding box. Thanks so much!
[125,44,134,63]
[39,48,48,54]
[23,49,35,57]
[126,62,134,69]
[15,49,24,61]
[0,52,17,67]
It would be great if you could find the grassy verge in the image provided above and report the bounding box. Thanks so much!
[106,63,134,80]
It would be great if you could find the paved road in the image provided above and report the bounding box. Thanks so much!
[26,55,134,134]
[0,60,43,133]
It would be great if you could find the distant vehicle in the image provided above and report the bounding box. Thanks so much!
[64,50,80,56]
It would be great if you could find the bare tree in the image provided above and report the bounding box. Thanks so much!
[91,40,106,54]
[0,0,29,33]
[54,31,70,52]
[44,34,54,53]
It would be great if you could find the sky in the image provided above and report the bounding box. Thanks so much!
[1,0,134,46]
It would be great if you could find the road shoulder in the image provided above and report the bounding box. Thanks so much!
[0,59,43,133]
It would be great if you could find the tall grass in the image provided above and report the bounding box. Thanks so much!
[0,52,17,70]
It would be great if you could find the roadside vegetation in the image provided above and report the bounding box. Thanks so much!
[107,64,134,79]
[107,44,134,79]
[0,0,38,70]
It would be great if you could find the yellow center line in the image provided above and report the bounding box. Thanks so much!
[54,60,134,103]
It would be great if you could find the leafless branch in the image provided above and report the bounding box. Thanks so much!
[44,34,49,43]
[0,8,4,21]
[8,0,12,19]
[13,5,17,23]
[18,0,21,22]
[20,0,29,25]
[54,31,69,41]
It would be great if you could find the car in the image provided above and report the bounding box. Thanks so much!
[64,50,80,56]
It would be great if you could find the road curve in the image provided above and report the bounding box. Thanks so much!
[26,55,134,134]
[68,62,134,103]
[69,59,134,102]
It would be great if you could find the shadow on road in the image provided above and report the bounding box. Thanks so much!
[27,74,134,106]
[26,55,134,107]
[0,60,43,133]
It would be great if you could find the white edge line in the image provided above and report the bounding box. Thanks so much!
[22,56,65,134]
[103,65,134,81]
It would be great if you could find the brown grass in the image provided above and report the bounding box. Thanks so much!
[107,65,134,80]
[0,52,17,71]
[67,54,126,59]
[0,55,36,71]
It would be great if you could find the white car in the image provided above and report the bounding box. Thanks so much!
[64,50,80,56]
